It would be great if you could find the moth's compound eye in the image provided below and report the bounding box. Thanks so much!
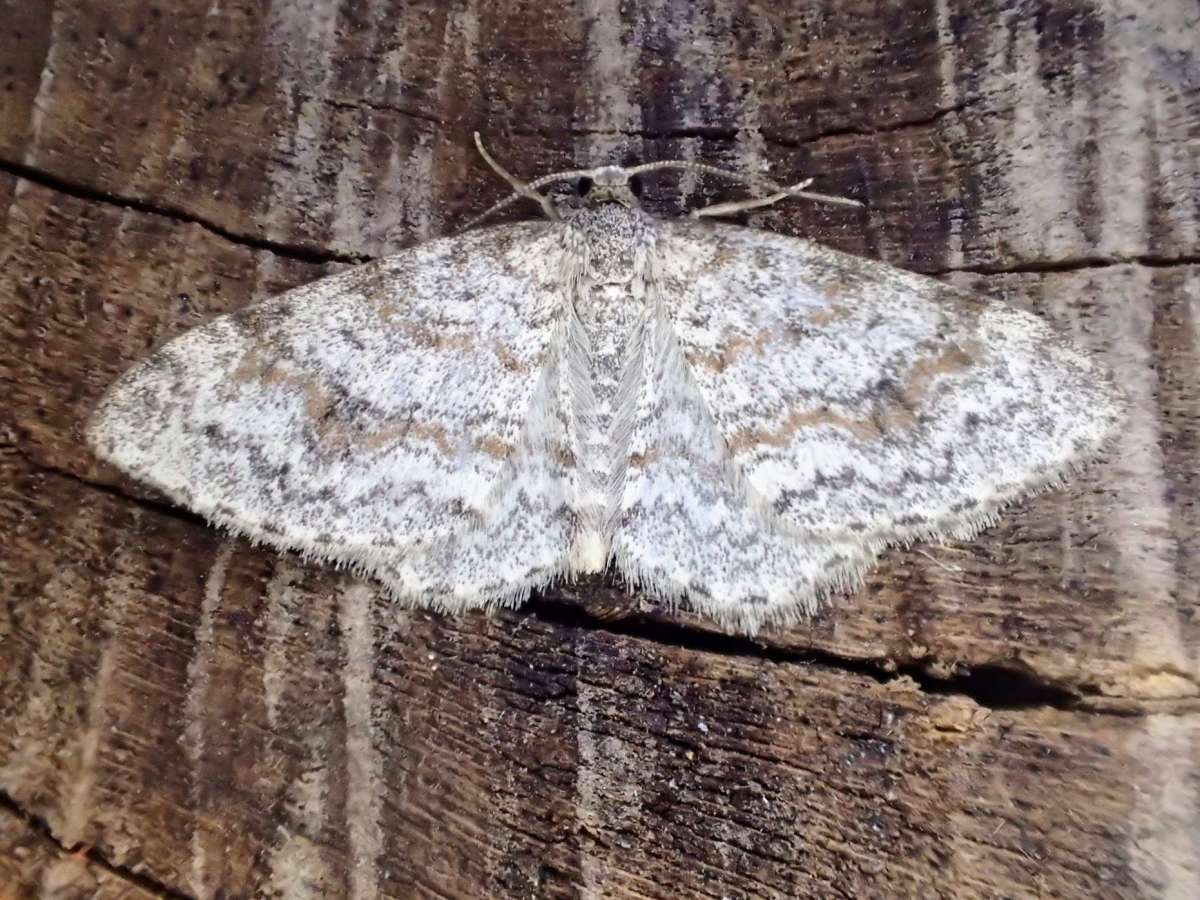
[629,174,644,198]
[575,176,593,197]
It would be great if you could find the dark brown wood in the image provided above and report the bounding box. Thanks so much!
[1,0,1198,897]
[0,802,161,899]
[4,453,1199,899]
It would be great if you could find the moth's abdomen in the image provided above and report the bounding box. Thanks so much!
[565,280,650,569]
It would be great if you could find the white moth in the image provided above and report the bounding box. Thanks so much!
[88,135,1122,634]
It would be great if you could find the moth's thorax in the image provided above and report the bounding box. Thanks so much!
[567,203,655,286]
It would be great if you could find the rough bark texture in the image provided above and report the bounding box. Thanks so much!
[1,1,1198,898]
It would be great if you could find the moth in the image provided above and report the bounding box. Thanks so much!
[88,134,1121,633]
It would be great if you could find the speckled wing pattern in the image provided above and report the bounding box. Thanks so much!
[605,217,1120,630]
[612,302,872,632]
[89,192,1120,634]
[89,223,579,609]
[654,220,1119,546]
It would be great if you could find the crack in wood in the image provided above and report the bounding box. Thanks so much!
[4,151,1195,285]
[2,155,1196,279]
[505,97,980,148]
[315,93,447,126]
[0,790,194,900]
[935,254,1200,276]
[526,597,1086,713]
[6,441,208,531]
[0,156,368,268]
[8,443,1196,718]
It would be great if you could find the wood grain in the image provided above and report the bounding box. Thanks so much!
[0,801,163,899]
[2,166,1194,707]
[3,453,1199,898]
[1,0,1197,897]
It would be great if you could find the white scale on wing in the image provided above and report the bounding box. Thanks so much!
[89,135,1122,633]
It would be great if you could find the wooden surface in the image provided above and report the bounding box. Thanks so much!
[1,1,1197,897]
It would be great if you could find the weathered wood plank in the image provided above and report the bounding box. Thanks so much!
[2,0,1198,897]
[0,802,160,900]
[1,1,1195,267]
[0,170,329,476]
[2,452,1198,898]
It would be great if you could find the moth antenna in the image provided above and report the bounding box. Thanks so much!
[691,179,864,218]
[465,133,600,231]
[469,132,560,227]
[626,159,864,214]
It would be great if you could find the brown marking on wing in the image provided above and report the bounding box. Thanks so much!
[232,351,336,430]
[368,277,474,349]
[360,264,413,320]
[728,341,983,452]
[628,448,660,469]
[230,351,412,455]
[397,320,474,351]
[877,342,980,431]
[366,421,454,455]
[727,407,882,453]
[494,340,546,373]
[231,346,271,385]
[876,342,980,433]
[709,240,743,268]
[310,417,448,457]
[305,393,460,457]
[873,397,918,434]
[903,343,978,403]
[472,435,515,460]
[820,278,854,300]
[233,303,290,337]
[808,302,852,325]
[686,327,777,372]
[555,445,577,470]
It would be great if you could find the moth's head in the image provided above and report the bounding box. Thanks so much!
[465,132,863,232]
[573,166,645,209]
